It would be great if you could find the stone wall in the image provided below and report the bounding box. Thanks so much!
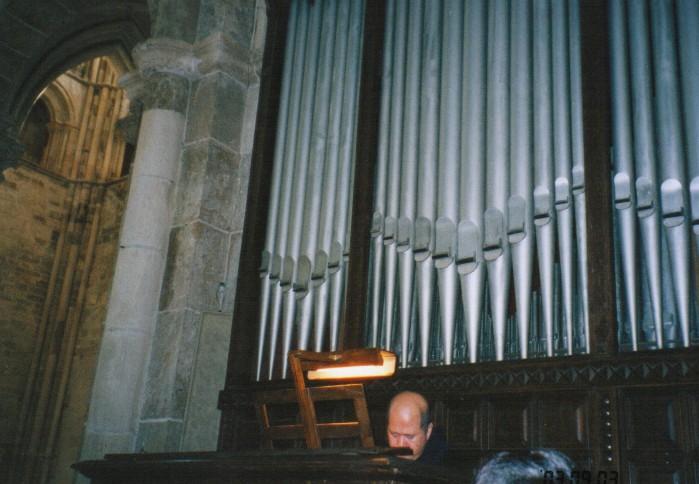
[50,178,128,483]
[0,165,67,461]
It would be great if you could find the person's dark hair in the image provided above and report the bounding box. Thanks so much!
[419,405,431,430]
[474,448,575,483]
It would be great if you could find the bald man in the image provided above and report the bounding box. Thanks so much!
[386,391,443,462]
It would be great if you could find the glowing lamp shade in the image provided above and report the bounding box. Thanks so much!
[292,348,396,381]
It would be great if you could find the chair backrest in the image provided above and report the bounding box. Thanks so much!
[254,352,375,450]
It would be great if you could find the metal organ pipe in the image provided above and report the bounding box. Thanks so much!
[280,0,321,375]
[435,0,463,365]
[311,0,347,351]
[382,0,408,353]
[508,0,534,359]
[396,0,422,368]
[610,0,640,350]
[255,0,299,380]
[370,0,395,349]
[296,0,337,350]
[415,0,440,366]
[677,0,699,260]
[458,0,487,364]
[533,0,557,356]
[327,0,363,351]
[627,0,664,348]
[552,0,575,355]
[568,0,589,353]
[484,0,511,361]
[650,0,692,347]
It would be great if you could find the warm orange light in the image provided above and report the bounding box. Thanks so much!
[306,349,396,380]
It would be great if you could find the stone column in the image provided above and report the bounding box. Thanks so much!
[80,65,189,460]
[80,0,265,464]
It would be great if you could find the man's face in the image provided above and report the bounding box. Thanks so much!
[387,405,433,460]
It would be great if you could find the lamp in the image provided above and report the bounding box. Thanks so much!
[255,348,396,450]
[294,348,397,380]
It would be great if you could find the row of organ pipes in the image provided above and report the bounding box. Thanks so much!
[254,0,699,380]
[610,0,698,352]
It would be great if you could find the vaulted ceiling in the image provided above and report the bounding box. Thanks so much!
[0,0,150,125]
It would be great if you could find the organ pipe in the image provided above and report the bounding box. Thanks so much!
[328,0,364,350]
[610,0,640,350]
[678,0,699,251]
[382,0,408,353]
[369,0,395,349]
[435,0,463,365]
[415,0,440,366]
[552,0,575,355]
[533,0,557,356]
[568,0,589,353]
[459,0,487,364]
[650,0,692,347]
[484,0,511,361]
[396,0,422,367]
[278,0,313,377]
[627,0,664,348]
[509,0,534,359]
[255,0,299,380]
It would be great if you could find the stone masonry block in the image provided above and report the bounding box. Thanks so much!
[160,222,229,313]
[177,140,242,230]
[186,72,246,151]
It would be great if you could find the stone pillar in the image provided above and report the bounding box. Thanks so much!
[80,67,189,460]
[80,0,265,462]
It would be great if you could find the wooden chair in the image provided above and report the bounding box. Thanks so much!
[254,350,378,450]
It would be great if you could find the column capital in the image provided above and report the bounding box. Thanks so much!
[120,70,190,113]
[194,32,261,84]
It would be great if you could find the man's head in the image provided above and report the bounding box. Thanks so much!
[386,391,433,460]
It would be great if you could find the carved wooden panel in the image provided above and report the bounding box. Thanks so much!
[620,388,698,483]
[627,461,685,484]
[622,389,683,452]
[486,397,533,449]
[445,400,480,448]
[538,393,589,451]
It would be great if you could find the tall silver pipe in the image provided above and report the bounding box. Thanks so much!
[509,0,534,359]
[627,0,664,348]
[255,0,300,380]
[436,0,463,365]
[327,0,364,351]
[568,0,589,353]
[677,0,699,253]
[383,0,408,352]
[266,286,283,379]
[296,0,336,351]
[396,0,422,367]
[610,0,639,350]
[459,0,487,364]
[312,0,348,350]
[415,0,440,366]
[650,0,692,347]
[552,0,575,355]
[533,0,556,356]
[370,0,395,348]
[271,0,310,377]
[280,0,323,372]
[484,0,511,361]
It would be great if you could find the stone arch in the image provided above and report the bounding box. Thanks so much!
[8,4,149,135]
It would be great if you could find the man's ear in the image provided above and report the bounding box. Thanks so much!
[426,422,433,440]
